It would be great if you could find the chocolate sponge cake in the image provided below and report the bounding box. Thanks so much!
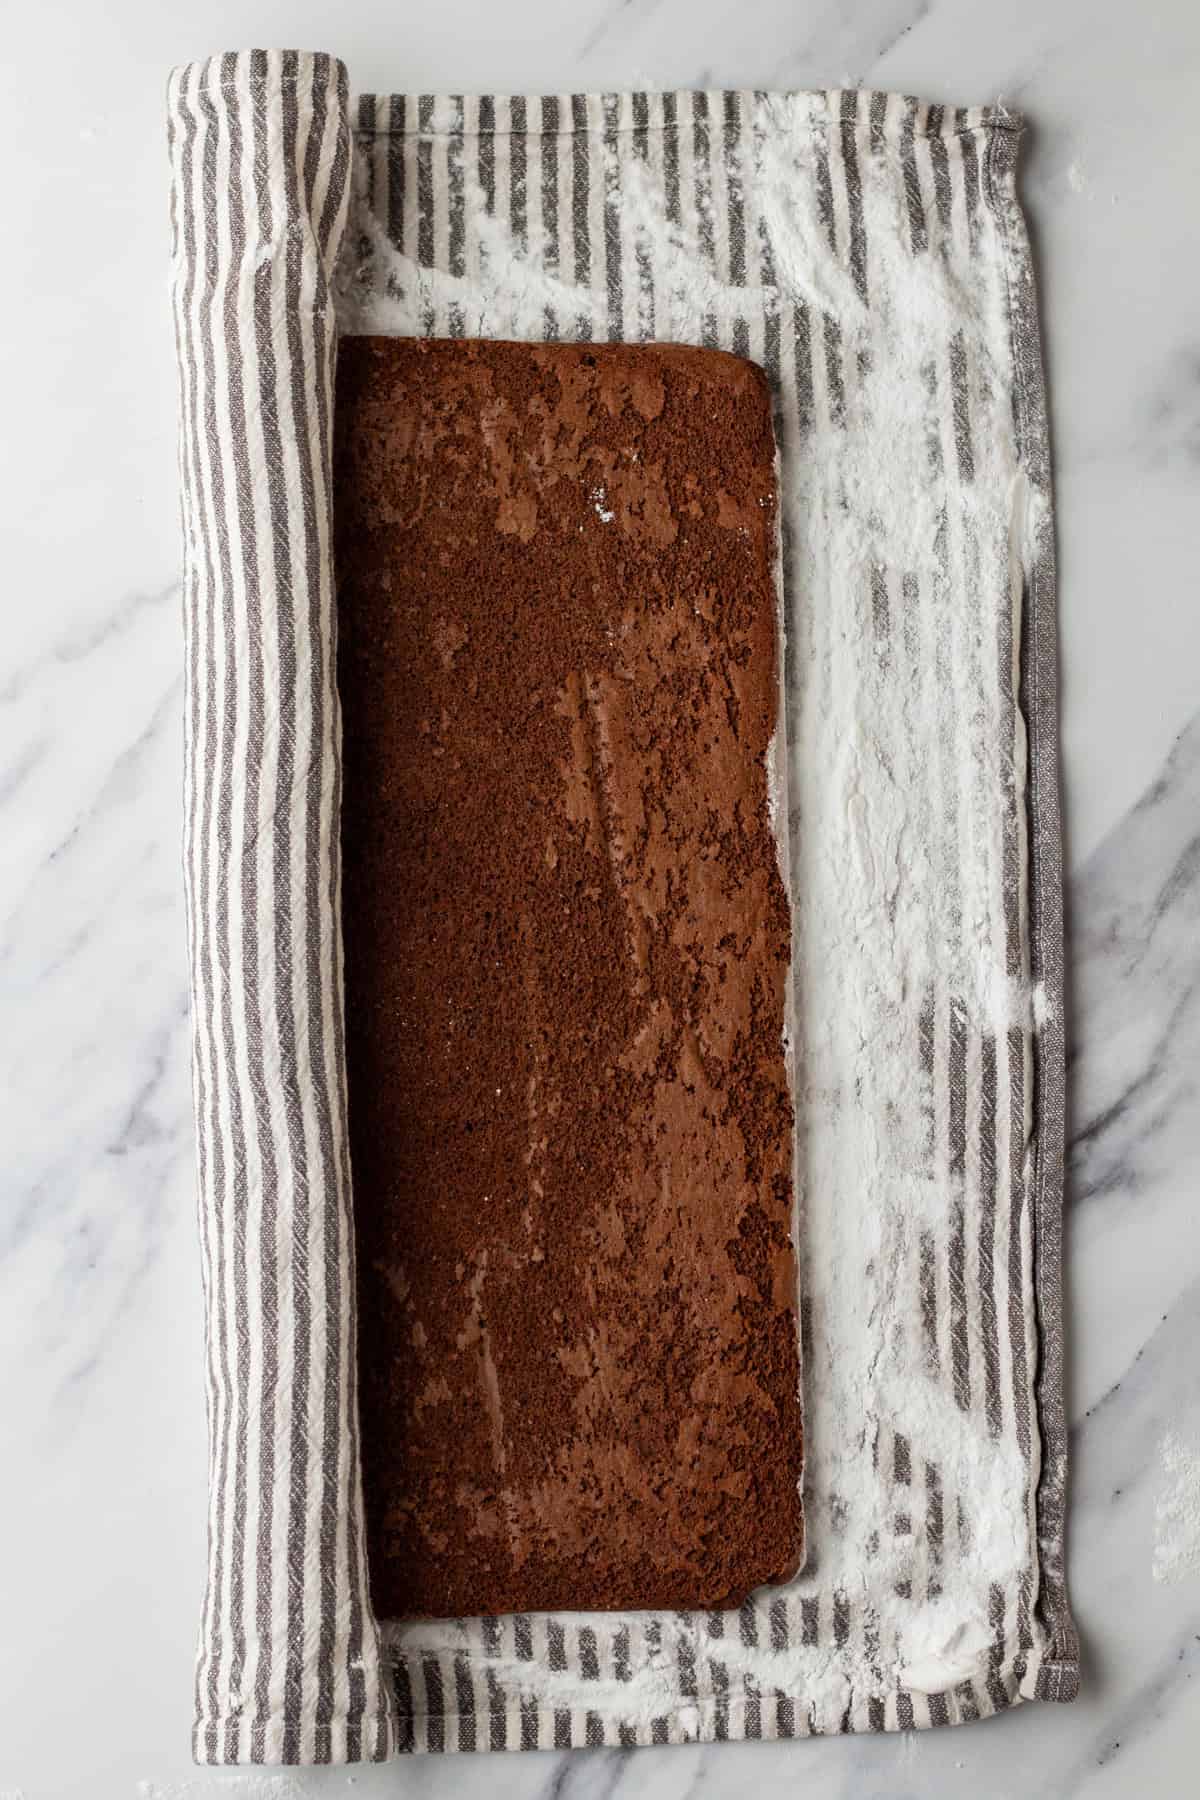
[334,336,803,1620]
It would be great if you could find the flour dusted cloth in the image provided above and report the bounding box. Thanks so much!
[167,49,1078,1765]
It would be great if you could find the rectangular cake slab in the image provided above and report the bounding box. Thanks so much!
[334,336,802,1620]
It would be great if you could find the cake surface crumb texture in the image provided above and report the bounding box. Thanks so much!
[334,335,803,1620]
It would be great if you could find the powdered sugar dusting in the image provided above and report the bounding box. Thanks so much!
[1153,1431,1200,1583]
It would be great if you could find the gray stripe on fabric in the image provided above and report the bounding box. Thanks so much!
[579,1627,600,1678]
[514,1615,533,1661]
[454,1653,475,1752]
[894,1431,911,1485]
[488,1671,507,1749]
[823,313,845,424]
[723,90,746,284]
[547,1620,567,1672]
[651,1716,669,1745]
[677,1623,697,1698]
[871,563,890,650]
[355,94,377,304]
[948,997,967,1177]
[776,1692,796,1738]
[371,1708,389,1760]
[959,113,982,253]
[927,107,953,231]
[272,56,317,1762]
[706,1611,725,1640]
[417,95,435,333]
[957,1681,981,1723]
[769,1597,788,1650]
[794,301,813,432]
[840,89,868,302]
[744,1676,762,1738]
[814,131,836,254]
[712,1659,730,1739]
[902,569,921,703]
[691,91,717,347]
[897,1689,915,1730]
[928,1690,950,1727]
[801,1599,819,1646]
[987,1582,1010,1711]
[477,92,496,214]
[586,1709,605,1748]
[602,93,623,341]
[510,95,528,250]
[926,1461,944,1600]
[540,94,560,340]
[387,95,406,256]
[901,98,927,253]
[393,1658,414,1754]
[869,88,888,154]
[293,55,342,1760]
[520,1697,539,1749]
[979,1034,1004,1435]
[423,1656,444,1753]
[1006,1023,1032,1460]
[614,1625,631,1680]
[618,1721,637,1748]
[662,90,681,227]
[920,1227,938,1370]
[571,93,591,339]
[1016,1563,1034,1673]
[987,118,1077,1691]
[554,1708,572,1748]
[949,330,975,483]
[739,1600,758,1648]
[948,997,971,1412]
[724,92,749,360]
[918,986,935,1160]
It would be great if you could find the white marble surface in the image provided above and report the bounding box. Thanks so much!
[2,1,1198,1795]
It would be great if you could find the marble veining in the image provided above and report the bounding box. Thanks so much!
[2,0,1197,1795]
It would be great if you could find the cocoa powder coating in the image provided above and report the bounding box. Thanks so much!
[334,336,803,1620]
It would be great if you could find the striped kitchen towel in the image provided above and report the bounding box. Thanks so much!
[167,48,1078,1765]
